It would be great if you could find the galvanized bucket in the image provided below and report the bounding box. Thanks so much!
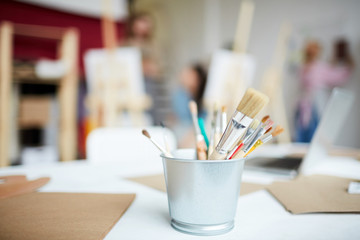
[161,149,245,236]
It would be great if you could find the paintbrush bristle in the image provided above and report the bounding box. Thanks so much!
[265,126,272,134]
[142,129,151,138]
[261,115,270,123]
[189,100,198,115]
[221,106,227,112]
[236,88,269,118]
[272,125,284,137]
[264,119,274,130]
[250,119,260,130]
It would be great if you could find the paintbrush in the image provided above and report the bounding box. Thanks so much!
[214,106,222,148]
[226,119,259,159]
[242,115,270,146]
[189,101,208,160]
[142,129,173,157]
[246,118,274,149]
[198,117,209,147]
[209,88,269,160]
[232,118,273,159]
[244,125,284,157]
[240,119,261,146]
[264,126,273,134]
[208,103,218,157]
[228,142,244,160]
[160,121,171,153]
[228,123,271,160]
[221,106,227,134]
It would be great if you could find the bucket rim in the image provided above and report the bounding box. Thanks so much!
[161,148,246,163]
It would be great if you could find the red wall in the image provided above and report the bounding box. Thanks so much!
[0,0,126,76]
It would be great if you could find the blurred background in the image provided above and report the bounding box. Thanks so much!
[0,0,359,166]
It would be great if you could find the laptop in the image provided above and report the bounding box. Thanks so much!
[245,88,355,177]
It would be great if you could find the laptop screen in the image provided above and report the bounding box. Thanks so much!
[299,88,354,174]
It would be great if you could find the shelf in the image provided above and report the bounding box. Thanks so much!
[13,78,60,85]
[0,21,79,167]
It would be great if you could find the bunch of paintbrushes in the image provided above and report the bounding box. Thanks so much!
[227,116,277,159]
[142,88,284,160]
[206,88,284,160]
[243,125,284,157]
[207,88,268,160]
[187,88,283,160]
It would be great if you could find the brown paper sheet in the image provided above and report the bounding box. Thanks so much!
[0,192,135,240]
[268,175,360,214]
[128,174,266,196]
[241,182,267,196]
[0,175,50,199]
[128,174,167,192]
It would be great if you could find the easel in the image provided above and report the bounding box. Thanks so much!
[0,22,79,167]
[87,0,150,130]
[204,0,255,116]
[233,0,254,54]
[259,23,292,143]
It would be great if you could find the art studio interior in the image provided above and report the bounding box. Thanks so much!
[0,0,359,239]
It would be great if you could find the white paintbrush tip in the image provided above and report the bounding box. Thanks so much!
[189,100,198,116]
[236,88,269,118]
[250,119,260,130]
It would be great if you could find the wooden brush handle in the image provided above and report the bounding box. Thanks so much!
[196,141,207,160]
[233,150,246,160]
[208,150,226,160]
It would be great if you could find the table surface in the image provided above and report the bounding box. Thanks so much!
[1,145,360,240]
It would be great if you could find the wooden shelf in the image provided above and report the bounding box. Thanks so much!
[0,21,79,167]
[12,61,61,85]
[13,78,60,85]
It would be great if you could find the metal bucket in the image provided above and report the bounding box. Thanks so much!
[161,149,245,236]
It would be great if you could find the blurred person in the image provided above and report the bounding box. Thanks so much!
[123,12,162,81]
[173,64,207,123]
[295,39,354,142]
[171,64,207,147]
[331,38,354,70]
[122,12,167,124]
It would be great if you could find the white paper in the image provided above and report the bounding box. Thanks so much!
[348,182,360,194]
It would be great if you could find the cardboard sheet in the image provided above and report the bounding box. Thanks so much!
[240,182,267,196]
[128,174,266,196]
[128,174,167,192]
[0,192,135,240]
[0,175,50,199]
[268,175,360,214]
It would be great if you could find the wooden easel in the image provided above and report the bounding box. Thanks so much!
[87,0,150,129]
[0,22,12,167]
[0,21,79,167]
[221,0,255,115]
[233,0,254,54]
[204,0,255,118]
[259,23,292,143]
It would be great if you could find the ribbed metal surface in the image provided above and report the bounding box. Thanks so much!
[162,149,245,236]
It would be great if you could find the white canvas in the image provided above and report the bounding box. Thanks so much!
[204,49,256,111]
[84,47,145,96]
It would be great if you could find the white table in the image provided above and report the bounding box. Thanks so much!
[1,155,360,240]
